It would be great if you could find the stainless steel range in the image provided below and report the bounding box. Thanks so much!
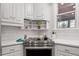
[24,37,55,56]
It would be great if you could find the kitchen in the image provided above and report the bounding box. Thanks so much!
[0,3,79,56]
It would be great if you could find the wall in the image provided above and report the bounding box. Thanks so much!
[53,29,79,41]
[46,3,58,39]
[1,26,24,43]
[23,30,47,38]
[1,25,47,43]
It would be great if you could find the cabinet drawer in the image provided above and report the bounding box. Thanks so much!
[55,50,74,56]
[55,44,79,55]
[3,50,23,56]
[2,45,23,55]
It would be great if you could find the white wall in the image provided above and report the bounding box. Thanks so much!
[46,3,58,39]
[23,30,47,38]
[53,29,79,41]
[1,26,24,42]
[1,25,47,43]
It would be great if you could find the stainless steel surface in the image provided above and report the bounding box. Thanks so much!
[24,38,55,47]
[25,47,53,49]
[23,38,55,56]
[0,4,2,56]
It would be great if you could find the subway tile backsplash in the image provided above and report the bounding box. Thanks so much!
[55,29,79,41]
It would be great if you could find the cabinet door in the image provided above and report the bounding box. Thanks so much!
[14,3,24,24]
[2,45,23,55]
[3,51,23,56]
[43,4,51,20]
[14,3,24,18]
[1,3,24,26]
[33,3,44,20]
[1,3,15,23]
[24,3,33,19]
[33,3,50,20]
[55,50,74,56]
[55,44,79,56]
[1,3,10,18]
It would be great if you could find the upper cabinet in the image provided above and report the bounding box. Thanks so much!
[24,3,50,20]
[13,3,24,18]
[33,3,50,20]
[0,3,50,27]
[24,3,33,20]
[0,3,24,27]
[1,3,11,19]
[33,3,44,20]
[13,3,24,24]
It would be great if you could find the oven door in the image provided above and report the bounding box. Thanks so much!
[26,49,52,56]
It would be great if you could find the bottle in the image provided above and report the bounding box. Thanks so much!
[44,35,48,40]
[24,34,27,40]
[52,32,56,40]
[44,35,48,46]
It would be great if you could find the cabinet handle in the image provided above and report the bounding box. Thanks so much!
[3,17,9,19]
[10,16,16,19]
[64,49,70,53]
[10,49,15,52]
[16,19,21,21]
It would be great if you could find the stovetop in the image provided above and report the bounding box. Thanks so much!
[24,38,55,47]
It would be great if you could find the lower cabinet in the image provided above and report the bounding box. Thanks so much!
[55,44,79,56]
[2,51,23,56]
[55,50,74,56]
[2,44,23,56]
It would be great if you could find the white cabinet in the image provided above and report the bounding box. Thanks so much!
[13,3,24,24]
[0,3,50,26]
[0,3,24,26]
[1,3,10,19]
[3,51,23,56]
[1,3,15,22]
[42,4,51,20]
[24,3,33,19]
[55,44,79,56]
[33,3,50,20]
[24,3,50,20]
[2,44,23,56]
[55,50,74,56]
[33,3,44,20]
[14,3,24,18]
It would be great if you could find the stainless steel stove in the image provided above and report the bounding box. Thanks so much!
[23,38,55,56]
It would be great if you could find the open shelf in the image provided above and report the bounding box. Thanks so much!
[23,19,47,31]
